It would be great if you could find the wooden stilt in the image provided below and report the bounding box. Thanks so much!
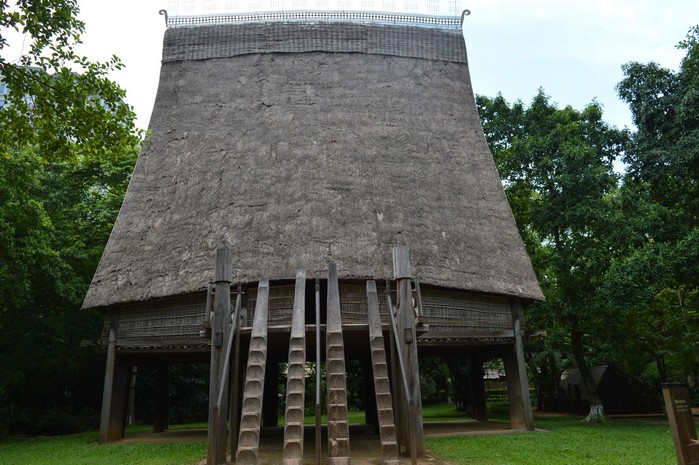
[99,313,123,444]
[262,360,279,428]
[228,286,244,455]
[153,363,170,433]
[207,249,233,465]
[314,279,322,465]
[469,356,488,422]
[393,246,425,457]
[127,367,137,426]
[511,300,534,431]
[503,350,526,430]
[385,282,406,453]
[99,314,116,444]
[363,357,378,433]
[105,360,130,442]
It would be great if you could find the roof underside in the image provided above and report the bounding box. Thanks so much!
[83,22,544,310]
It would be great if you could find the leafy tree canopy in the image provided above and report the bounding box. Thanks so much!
[478,89,629,421]
[0,0,141,433]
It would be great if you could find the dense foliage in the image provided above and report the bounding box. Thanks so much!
[477,25,699,419]
[0,0,141,433]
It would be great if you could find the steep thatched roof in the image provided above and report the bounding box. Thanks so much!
[83,21,543,310]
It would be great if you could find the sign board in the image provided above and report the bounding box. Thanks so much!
[663,383,699,465]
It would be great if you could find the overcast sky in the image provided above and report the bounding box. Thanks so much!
[5,1,699,131]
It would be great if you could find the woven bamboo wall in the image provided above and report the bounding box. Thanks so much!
[102,282,516,350]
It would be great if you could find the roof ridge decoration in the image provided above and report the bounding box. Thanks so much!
[159,0,470,29]
[159,9,469,29]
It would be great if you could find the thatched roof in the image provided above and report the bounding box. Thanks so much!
[83,21,543,310]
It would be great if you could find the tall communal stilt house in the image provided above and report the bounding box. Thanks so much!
[83,4,544,464]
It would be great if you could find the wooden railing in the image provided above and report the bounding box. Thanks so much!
[386,283,418,465]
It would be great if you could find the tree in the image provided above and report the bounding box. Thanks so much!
[1,1,137,157]
[0,1,140,433]
[477,90,627,422]
[604,25,699,385]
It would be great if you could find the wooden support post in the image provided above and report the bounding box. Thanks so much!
[512,300,534,431]
[314,279,322,465]
[153,363,170,433]
[99,314,117,444]
[207,249,233,465]
[127,367,137,426]
[100,313,129,444]
[228,286,244,455]
[469,356,488,422]
[392,246,425,456]
[363,357,378,432]
[503,350,526,430]
[110,362,131,441]
[262,360,279,428]
[386,282,406,453]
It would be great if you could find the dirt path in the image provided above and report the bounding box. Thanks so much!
[123,420,539,464]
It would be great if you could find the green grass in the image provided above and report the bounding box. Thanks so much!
[301,409,367,425]
[426,415,677,465]
[0,408,677,465]
[0,430,206,465]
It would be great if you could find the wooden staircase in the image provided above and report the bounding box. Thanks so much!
[366,280,400,465]
[218,257,422,464]
[326,262,351,465]
[235,279,270,465]
[282,270,307,465]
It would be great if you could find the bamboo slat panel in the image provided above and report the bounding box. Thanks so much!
[245,284,295,327]
[103,294,207,341]
[420,288,512,332]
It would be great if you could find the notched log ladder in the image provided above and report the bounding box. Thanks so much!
[366,280,400,465]
[282,269,307,465]
[236,279,270,465]
[326,262,351,465]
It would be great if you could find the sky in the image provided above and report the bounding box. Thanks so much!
[4,0,699,131]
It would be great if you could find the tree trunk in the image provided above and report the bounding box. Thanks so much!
[569,318,606,423]
[653,352,668,383]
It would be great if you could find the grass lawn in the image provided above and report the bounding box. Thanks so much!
[0,427,206,465]
[0,408,678,465]
[427,415,677,465]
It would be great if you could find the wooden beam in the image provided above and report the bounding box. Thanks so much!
[207,249,233,465]
[469,356,487,422]
[153,363,170,433]
[314,279,322,465]
[511,300,534,431]
[393,246,425,457]
[99,312,119,444]
[228,285,244,455]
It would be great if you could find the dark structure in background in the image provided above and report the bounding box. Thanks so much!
[559,365,662,415]
[83,18,543,463]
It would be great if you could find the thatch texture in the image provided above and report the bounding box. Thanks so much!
[83,21,543,310]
